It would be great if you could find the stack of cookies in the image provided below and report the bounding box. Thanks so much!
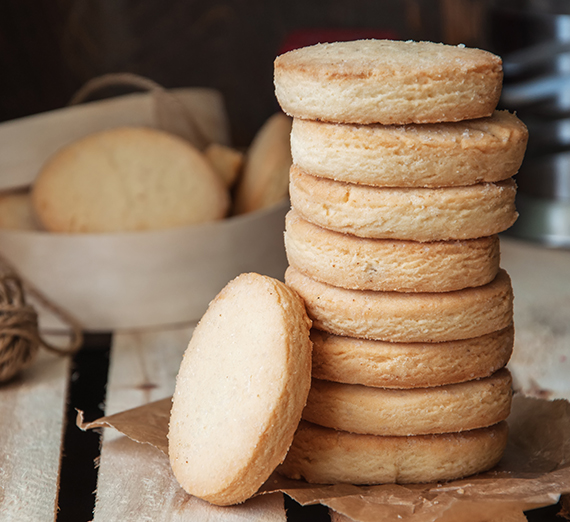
[273,40,528,484]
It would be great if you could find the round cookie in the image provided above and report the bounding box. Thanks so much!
[32,126,229,233]
[274,39,503,125]
[311,326,514,388]
[234,112,292,215]
[204,143,244,188]
[278,420,509,485]
[289,166,518,242]
[284,210,501,293]
[284,267,514,343]
[168,273,312,506]
[303,369,512,437]
[290,111,528,187]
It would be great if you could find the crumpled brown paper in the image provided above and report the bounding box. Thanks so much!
[78,394,570,522]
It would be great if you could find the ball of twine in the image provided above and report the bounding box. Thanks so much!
[0,255,83,383]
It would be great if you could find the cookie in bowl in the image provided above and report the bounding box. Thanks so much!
[32,126,230,233]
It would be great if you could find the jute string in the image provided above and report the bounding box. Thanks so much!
[0,254,83,383]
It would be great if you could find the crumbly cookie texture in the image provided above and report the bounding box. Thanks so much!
[168,273,312,506]
[285,266,513,343]
[303,368,512,436]
[32,126,229,233]
[310,326,513,388]
[284,210,501,293]
[289,166,518,242]
[278,420,509,485]
[274,39,503,125]
[290,110,527,187]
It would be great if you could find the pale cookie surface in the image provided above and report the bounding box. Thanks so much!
[289,166,518,241]
[303,369,512,436]
[168,273,312,506]
[234,112,292,215]
[311,326,514,388]
[32,126,229,233]
[285,210,501,292]
[290,111,528,187]
[204,142,244,188]
[279,420,509,485]
[285,267,513,343]
[274,39,503,125]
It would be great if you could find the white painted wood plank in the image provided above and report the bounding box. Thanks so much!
[501,236,570,400]
[0,349,70,522]
[93,325,287,521]
[101,326,194,423]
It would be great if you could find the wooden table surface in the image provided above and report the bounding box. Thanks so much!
[1,235,569,522]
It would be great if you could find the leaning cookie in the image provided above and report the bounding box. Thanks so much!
[284,210,501,293]
[274,40,503,125]
[290,111,528,187]
[289,166,518,242]
[278,420,509,485]
[32,126,229,233]
[168,273,312,506]
[303,369,512,437]
[311,326,513,388]
[285,267,513,343]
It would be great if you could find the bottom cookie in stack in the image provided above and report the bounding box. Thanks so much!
[278,420,508,485]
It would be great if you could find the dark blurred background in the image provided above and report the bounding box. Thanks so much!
[0,0,488,147]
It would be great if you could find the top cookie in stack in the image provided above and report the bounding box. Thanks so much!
[273,39,528,486]
[275,39,503,125]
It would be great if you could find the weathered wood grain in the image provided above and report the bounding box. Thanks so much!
[93,324,287,521]
[0,348,70,522]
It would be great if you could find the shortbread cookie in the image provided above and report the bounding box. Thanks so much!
[285,267,513,343]
[311,326,514,388]
[274,40,503,125]
[289,166,518,241]
[279,420,508,485]
[168,273,312,506]
[0,190,38,230]
[204,142,244,188]
[234,113,292,215]
[290,111,528,187]
[285,210,500,293]
[303,369,512,436]
[32,126,229,233]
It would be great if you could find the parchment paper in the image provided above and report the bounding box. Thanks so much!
[78,394,570,522]
[0,88,289,331]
